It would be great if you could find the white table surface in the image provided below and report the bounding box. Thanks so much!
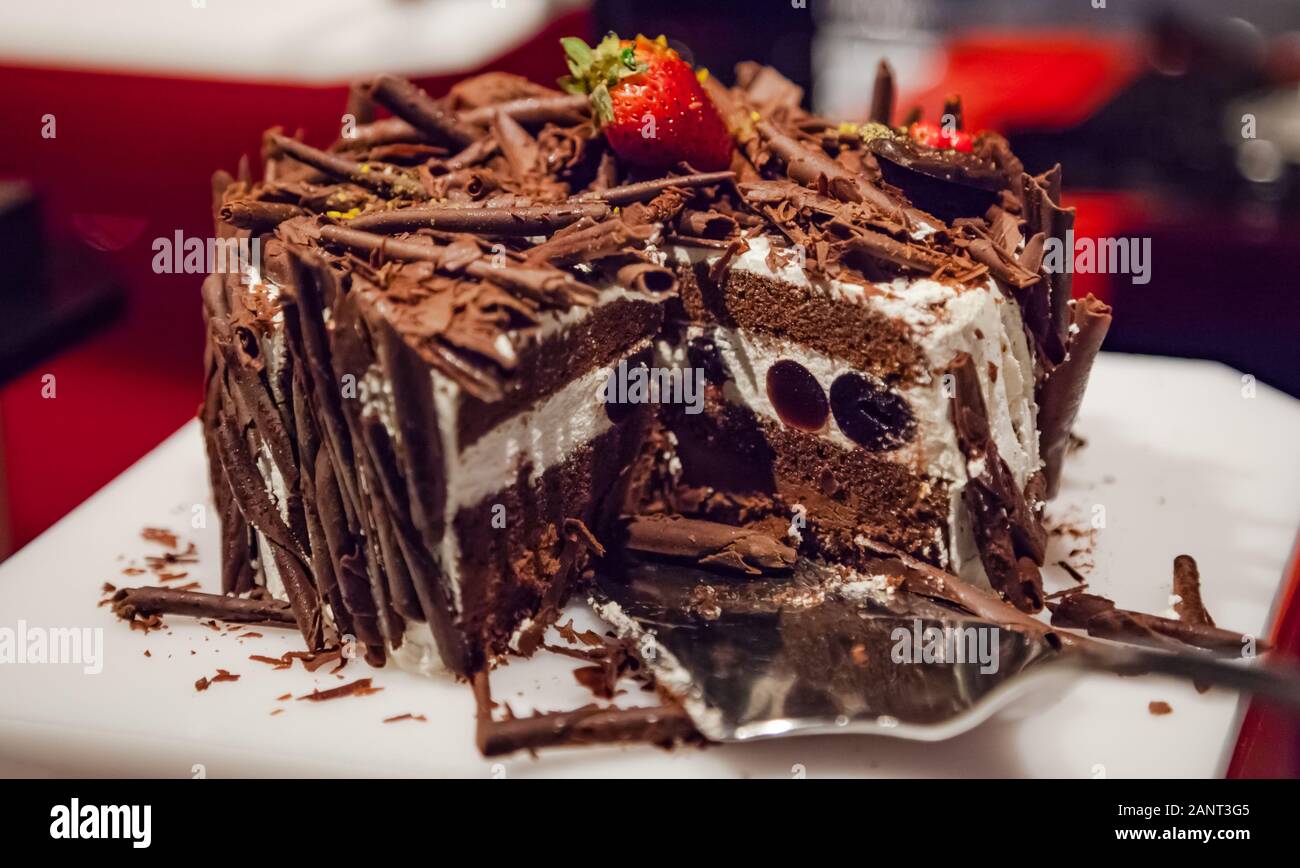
[1,352,1298,778]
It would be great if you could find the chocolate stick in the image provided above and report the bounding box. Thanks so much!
[219,199,305,232]
[574,171,736,207]
[266,133,423,198]
[869,59,895,125]
[458,94,588,126]
[346,201,609,235]
[112,587,297,627]
[439,136,499,173]
[478,702,698,756]
[333,116,423,151]
[364,74,478,148]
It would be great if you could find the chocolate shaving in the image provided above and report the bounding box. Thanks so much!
[756,120,901,216]
[620,514,796,576]
[297,677,383,702]
[383,712,428,723]
[1048,593,1264,657]
[141,527,179,549]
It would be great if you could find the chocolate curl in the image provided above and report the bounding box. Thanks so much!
[755,120,901,216]
[1037,295,1112,498]
[112,587,297,627]
[219,199,305,232]
[620,515,797,576]
[678,208,738,239]
[491,108,539,178]
[266,132,423,198]
[869,59,895,125]
[949,352,1047,612]
[346,201,609,235]
[363,74,477,148]
[458,94,588,126]
[1049,593,1264,657]
[574,171,736,207]
[1173,555,1215,627]
[604,255,679,295]
[316,224,597,307]
[333,117,424,151]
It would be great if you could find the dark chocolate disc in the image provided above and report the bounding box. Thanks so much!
[829,372,914,450]
[766,360,829,432]
[687,335,730,385]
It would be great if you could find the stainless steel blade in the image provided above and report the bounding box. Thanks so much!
[589,557,1300,743]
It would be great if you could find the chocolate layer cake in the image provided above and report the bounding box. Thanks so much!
[200,50,1109,677]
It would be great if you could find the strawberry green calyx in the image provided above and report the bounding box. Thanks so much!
[558,33,647,123]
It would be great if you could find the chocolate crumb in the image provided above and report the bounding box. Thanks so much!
[1148,701,1173,716]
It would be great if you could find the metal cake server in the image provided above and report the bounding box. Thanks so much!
[589,558,1300,743]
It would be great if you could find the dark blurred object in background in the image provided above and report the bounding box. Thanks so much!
[594,0,813,93]
[0,184,122,385]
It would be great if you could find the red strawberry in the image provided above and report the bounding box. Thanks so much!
[559,33,733,171]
